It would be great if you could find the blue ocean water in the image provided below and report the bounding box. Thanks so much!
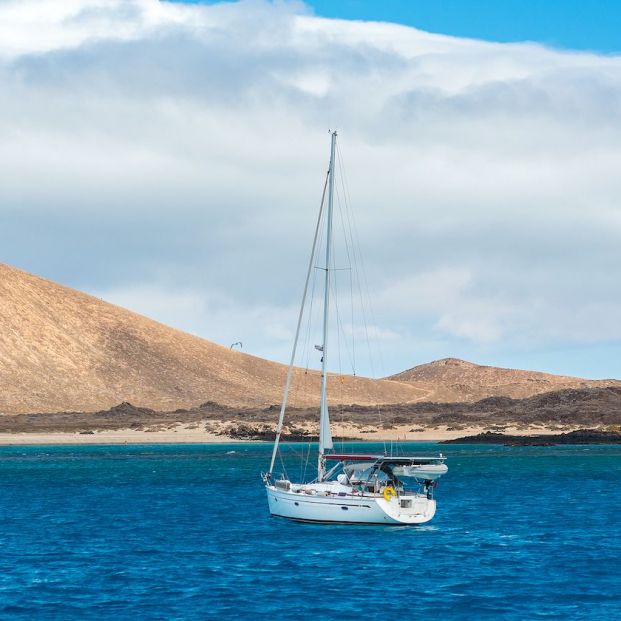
[1,442,620,620]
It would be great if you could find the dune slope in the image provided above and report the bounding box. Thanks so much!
[0,263,424,414]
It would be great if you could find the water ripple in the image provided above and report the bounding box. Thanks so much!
[0,442,620,619]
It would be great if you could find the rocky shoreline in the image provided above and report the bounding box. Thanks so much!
[442,429,621,445]
[2,385,621,441]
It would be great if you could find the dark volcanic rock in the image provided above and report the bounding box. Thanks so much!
[4,385,621,435]
[222,424,312,442]
[199,401,221,410]
[95,402,157,417]
[442,429,621,445]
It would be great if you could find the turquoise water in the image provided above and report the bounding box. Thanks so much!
[1,442,620,620]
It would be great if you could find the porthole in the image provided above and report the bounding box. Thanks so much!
[294,502,299,506]
[341,506,349,511]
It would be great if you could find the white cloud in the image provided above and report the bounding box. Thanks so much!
[2,0,621,377]
[92,282,299,361]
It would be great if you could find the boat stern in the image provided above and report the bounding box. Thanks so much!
[376,493,437,524]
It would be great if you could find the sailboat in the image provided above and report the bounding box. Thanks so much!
[263,131,447,525]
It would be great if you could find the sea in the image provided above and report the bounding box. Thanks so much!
[1,442,620,620]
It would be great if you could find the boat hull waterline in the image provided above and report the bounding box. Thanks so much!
[266,485,436,525]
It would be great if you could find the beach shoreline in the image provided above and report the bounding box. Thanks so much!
[0,423,588,446]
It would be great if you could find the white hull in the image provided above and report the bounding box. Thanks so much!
[266,484,436,525]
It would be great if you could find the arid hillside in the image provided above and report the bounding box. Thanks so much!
[0,263,425,414]
[2,263,620,416]
[390,357,621,402]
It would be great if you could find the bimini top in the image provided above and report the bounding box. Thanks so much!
[325,453,382,461]
[325,454,446,465]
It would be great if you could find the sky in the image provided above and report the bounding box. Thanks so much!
[1,0,621,379]
[301,0,621,54]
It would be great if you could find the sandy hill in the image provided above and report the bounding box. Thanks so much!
[389,357,620,402]
[0,263,427,414]
[2,263,619,416]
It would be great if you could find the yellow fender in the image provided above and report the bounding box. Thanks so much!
[383,486,396,501]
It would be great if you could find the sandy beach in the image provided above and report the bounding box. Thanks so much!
[0,423,584,445]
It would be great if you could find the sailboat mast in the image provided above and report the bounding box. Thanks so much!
[267,172,329,477]
[318,130,337,480]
